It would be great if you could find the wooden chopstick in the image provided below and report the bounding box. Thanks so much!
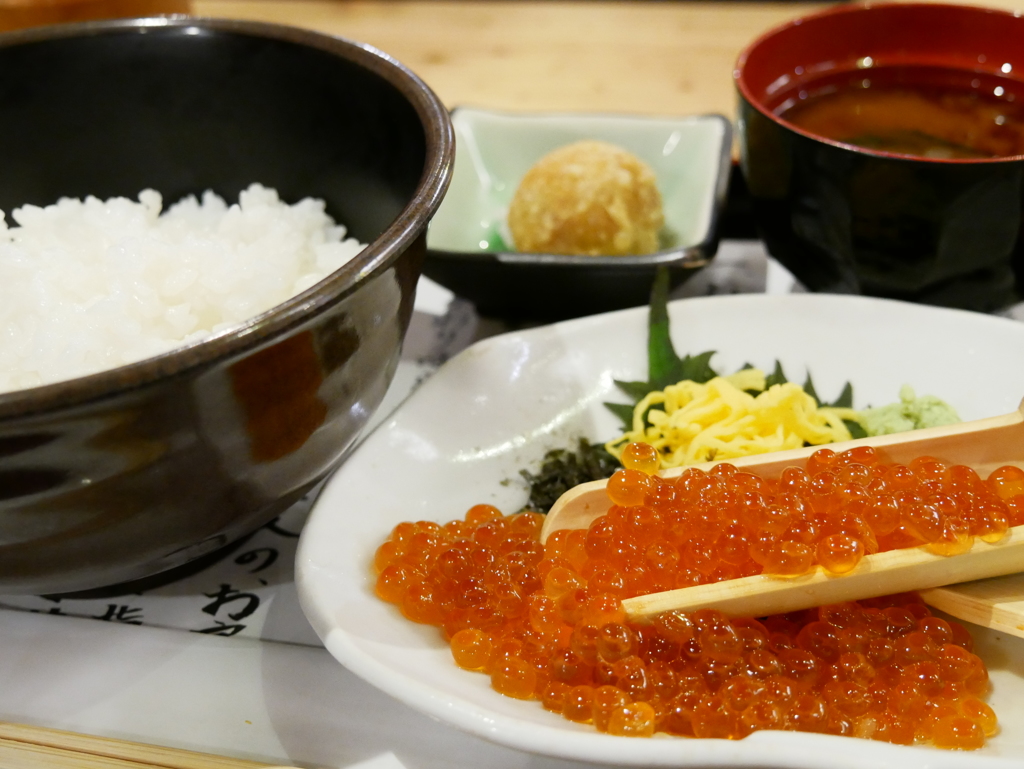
[620,524,1024,621]
[0,722,281,769]
[921,573,1024,640]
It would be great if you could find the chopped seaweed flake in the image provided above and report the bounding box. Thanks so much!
[520,439,621,514]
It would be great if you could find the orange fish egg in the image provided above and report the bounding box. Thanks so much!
[372,445,1005,747]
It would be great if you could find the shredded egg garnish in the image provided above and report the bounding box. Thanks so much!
[605,368,862,468]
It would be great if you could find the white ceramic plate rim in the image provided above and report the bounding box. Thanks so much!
[298,294,1024,768]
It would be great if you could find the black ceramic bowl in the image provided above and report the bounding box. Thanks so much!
[735,3,1024,311]
[0,17,453,594]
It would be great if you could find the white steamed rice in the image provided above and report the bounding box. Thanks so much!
[0,183,365,393]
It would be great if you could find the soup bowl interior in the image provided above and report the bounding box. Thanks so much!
[0,18,452,594]
[735,3,1024,310]
[738,3,1024,125]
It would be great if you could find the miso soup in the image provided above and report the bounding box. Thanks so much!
[777,65,1024,159]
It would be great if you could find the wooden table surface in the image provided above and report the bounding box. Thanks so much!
[192,0,1023,121]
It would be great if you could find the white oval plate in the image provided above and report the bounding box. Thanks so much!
[297,294,1024,768]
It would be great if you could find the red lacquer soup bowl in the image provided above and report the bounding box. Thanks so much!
[735,3,1024,311]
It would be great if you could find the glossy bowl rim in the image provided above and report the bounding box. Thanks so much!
[734,1,1024,165]
[0,15,454,420]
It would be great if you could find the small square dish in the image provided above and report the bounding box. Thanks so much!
[424,107,733,320]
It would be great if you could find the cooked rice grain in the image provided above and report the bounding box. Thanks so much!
[0,183,365,392]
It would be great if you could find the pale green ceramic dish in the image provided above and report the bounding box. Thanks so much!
[424,107,732,319]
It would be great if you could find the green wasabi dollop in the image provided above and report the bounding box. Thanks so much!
[860,385,961,437]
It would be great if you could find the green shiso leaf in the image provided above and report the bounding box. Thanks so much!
[602,265,862,442]
[647,266,684,389]
[806,373,855,409]
[766,361,788,389]
[802,372,819,404]
[845,419,868,439]
[676,350,718,388]
[612,380,652,402]
[647,269,720,389]
[604,401,636,430]
[605,267,720,429]
[828,382,855,409]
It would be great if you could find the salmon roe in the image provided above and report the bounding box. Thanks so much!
[373,449,1008,748]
